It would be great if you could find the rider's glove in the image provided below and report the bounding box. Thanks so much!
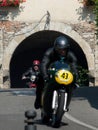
[44,76,49,83]
[75,83,80,88]
[22,76,26,80]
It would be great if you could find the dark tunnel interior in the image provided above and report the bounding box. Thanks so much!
[10,30,89,88]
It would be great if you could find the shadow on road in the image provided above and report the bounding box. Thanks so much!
[0,88,36,96]
[73,87,98,110]
[11,89,35,96]
[33,119,68,128]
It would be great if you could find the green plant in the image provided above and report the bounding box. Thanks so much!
[0,0,26,6]
[78,0,95,6]
[78,0,98,41]
[77,66,89,86]
[85,0,95,6]
[93,0,98,40]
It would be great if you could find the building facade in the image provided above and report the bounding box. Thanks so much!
[0,0,97,88]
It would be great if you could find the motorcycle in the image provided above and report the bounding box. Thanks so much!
[22,75,37,88]
[41,59,76,128]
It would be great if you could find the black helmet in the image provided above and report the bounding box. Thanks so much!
[54,36,70,50]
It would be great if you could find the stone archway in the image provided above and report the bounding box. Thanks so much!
[2,22,94,88]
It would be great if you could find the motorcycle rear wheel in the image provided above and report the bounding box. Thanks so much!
[41,111,50,124]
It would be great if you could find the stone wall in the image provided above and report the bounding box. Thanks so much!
[0,21,96,88]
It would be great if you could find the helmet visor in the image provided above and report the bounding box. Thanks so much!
[56,48,67,56]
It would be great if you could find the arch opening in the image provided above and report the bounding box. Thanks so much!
[10,30,88,88]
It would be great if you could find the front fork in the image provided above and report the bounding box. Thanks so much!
[63,93,68,111]
[52,90,68,112]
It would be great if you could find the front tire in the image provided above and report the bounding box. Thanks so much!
[52,91,65,128]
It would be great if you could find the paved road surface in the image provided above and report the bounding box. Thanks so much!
[0,87,97,130]
[69,87,98,129]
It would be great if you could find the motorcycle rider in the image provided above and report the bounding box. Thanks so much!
[35,36,78,110]
[22,60,44,108]
[22,60,41,81]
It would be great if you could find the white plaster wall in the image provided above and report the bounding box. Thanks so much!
[1,0,94,23]
[18,0,81,22]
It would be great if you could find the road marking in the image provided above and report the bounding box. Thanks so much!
[64,113,98,130]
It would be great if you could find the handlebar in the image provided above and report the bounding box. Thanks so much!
[22,76,30,80]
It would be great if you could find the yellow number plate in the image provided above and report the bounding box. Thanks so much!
[55,69,74,85]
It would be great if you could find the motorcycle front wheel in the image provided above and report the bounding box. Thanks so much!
[52,91,65,128]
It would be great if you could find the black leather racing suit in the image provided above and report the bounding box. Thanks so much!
[40,48,78,80]
[22,67,40,87]
[40,48,78,110]
[22,67,44,104]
